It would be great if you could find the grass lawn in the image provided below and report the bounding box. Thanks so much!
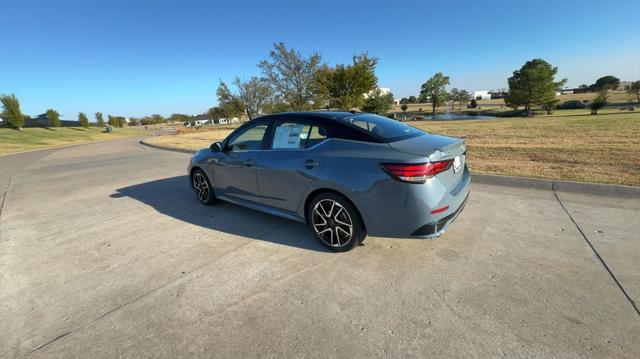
[0,126,154,155]
[145,109,640,186]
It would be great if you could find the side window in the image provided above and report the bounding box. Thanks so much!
[271,121,328,149]
[227,123,268,151]
[306,126,328,148]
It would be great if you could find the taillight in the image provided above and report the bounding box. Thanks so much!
[381,161,452,183]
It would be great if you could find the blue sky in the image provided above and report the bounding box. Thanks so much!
[1,0,639,120]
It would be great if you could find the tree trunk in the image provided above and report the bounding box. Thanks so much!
[432,94,437,115]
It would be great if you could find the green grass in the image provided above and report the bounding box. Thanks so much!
[0,126,151,155]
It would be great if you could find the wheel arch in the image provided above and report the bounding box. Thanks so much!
[303,188,367,233]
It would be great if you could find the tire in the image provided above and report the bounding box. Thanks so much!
[308,192,366,252]
[191,169,218,205]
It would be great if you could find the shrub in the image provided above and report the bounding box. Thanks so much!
[590,94,607,115]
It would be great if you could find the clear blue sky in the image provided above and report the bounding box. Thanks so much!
[1,0,639,120]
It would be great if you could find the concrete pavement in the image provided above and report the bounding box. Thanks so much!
[1,138,639,358]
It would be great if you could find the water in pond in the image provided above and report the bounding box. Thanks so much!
[396,112,496,121]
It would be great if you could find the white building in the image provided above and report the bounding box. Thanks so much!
[473,90,491,100]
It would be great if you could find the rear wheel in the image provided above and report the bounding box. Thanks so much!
[192,169,217,205]
[308,192,365,251]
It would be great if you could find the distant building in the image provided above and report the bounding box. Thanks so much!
[473,91,491,100]
[23,113,80,127]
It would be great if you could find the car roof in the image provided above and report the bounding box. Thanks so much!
[258,111,359,122]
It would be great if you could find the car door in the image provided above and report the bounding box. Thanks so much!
[211,120,270,204]
[257,119,329,213]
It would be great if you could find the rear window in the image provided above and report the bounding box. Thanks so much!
[340,114,421,142]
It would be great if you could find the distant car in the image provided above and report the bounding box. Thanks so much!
[188,112,470,251]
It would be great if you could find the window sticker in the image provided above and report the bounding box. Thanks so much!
[273,123,305,149]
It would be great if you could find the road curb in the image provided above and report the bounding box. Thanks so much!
[472,173,640,197]
[139,141,640,197]
[139,140,198,154]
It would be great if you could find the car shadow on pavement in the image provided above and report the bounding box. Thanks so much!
[112,175,330,252]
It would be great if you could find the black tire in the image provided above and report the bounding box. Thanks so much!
[308,192,366,252]
[191,169,218,205]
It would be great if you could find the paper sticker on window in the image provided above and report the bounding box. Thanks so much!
[273,124,304,149]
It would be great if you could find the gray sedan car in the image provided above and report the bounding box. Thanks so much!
[188,111,470,251]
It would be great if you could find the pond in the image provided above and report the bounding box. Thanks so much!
[395,112,497,121]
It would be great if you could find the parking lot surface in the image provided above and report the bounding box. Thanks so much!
[1,139,639,358]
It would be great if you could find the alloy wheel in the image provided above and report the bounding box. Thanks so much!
[193,172,210,203]
[312,199,353,248]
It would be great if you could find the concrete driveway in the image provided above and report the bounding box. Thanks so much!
[1,139,639,358]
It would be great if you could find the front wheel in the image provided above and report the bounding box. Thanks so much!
[308,193,366,252]
[192,169,218,205]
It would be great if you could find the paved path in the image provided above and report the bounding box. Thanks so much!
[1,138,638,358]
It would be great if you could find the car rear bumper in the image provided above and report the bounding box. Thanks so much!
[409,191,469,238]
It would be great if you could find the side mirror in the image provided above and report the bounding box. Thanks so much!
[210,142,223,152]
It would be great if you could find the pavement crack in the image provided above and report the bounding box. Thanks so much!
[0,175,14,219]
[552,189,640,317]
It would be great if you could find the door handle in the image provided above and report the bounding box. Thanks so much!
[245,159,256,167]
[303,159,320,169]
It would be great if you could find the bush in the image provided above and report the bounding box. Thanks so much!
[590,94,607,115]
[557,100,586,109]
[469,99,478,108]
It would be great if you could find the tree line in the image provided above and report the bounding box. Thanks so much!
[208,43,394,121]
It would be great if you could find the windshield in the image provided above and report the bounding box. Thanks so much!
[340,114,422,142]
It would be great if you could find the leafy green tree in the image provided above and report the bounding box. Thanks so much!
[627,80,640,103]
[408,95,417,103]
[326,53,379,110]
[449,88,460,110]
[361,88,393,114]
[258,42,322,111]
[399,98,409,104]
[95,112,105,127]
[46,109,61,127]
[128,117,139,126]
[578,84,590,90]
[456,90,470,110]
[401,104,408,112]
[593,76,620,92]
[590,94,607,114]
[1,94,25,129]
[78,112,89,128]
[217,81,245,120]
[420,72,450,115]
[262,102,292,114]
[504,59,566,116]
[234,76,273,120]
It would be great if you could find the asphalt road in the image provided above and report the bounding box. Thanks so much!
[1,139,639,358]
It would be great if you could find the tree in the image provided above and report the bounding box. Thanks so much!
[449,88,460,110]
[504,59,566,116]
[590,94,607,114]
[1,94,25,129]
[578,84,590,90]
[258,42,322,111]
[262,102,292,114]
[593,76,620,92]
[627,80,640,103]
[401,104,408,112]
[46,109,61,127]
[325,53,379,110]
[456,90,471,110]
[420,72,450,115]
[399,98,409,104]
[78,112,89,128]
[361,88,393,114]
[541,99,559,115]
[216,80,245,120]
[408,95,417,103]
[234,76,273,120]
[95,112,105,127]
[128,117,139,126]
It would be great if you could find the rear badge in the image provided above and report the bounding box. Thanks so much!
[453,156,462,173]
